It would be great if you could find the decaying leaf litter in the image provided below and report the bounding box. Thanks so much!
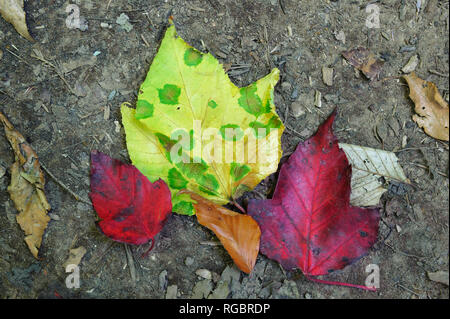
[0,0,448,300]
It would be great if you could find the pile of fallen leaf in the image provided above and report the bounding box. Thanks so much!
[1,9,449,292]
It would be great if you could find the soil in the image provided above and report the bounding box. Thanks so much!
[0,0,448,299]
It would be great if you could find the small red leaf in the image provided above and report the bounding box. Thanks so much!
[248,111,379,280]
[89,151,172,245]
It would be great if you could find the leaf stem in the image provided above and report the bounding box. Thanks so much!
[306,275,377,292]
[232,200,246,214]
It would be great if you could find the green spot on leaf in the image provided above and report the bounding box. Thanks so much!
[135,100,154,119]
[198,174,220,195]
[267,115,282,129]
[173,200,194,215]
[168,168,188,189]
[176,160,209,179]
[184,48,203,66]
[158,84,181,105]
[230,163,251,182]
[238,84,264,116]
[208,100,218,109]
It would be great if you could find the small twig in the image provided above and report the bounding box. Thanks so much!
[124,244,137,286]
[401,162,448,178]
[31,54,76,95]
[429,69,449,77]
[5,48,32,67]
[40,163,91,205]
[279,0,286,14]
[140,34,150,47]
[384,243,426,260]
[199,240,222,246]
[394,282,422,297]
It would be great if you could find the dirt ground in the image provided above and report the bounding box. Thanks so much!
[0,0,449,299]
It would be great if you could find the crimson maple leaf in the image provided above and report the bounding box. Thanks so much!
[89,151,172,246]
[248,111,379,289]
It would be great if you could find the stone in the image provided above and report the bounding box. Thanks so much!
[159,270,167,291]
[208,280,230,299]
[322,66,334,86]
[290,100,305,118]
[190,280,213,299]
[402,55,419,73]
[165,285,178,299]
[196,269,212,280]
[427,271,449,286]
[271,280,300,299]
[185,256,194,266]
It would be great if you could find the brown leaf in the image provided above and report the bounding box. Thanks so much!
[342,47,384,81]
[0,111,50,258]
[180,190,260,274]
[403,72,449,141]
[63,246,87,269]
[0,0,33,41]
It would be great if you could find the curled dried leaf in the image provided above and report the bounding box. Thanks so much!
[180,190,260,274]
[0,0,33,41]
[342,47,384,81]
[403,72,449,141]
[0,111,50,258]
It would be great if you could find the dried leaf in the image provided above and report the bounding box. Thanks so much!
[0,0,33,41]
[403,72,449,141]
[342,47,384,81]
[0,111,50,258]
[181,190,260,274]
[339,143,410,207]
[63,246,87,269]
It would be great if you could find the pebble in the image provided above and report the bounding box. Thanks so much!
[314,90,322,108]
[208,280,230,299]
[290,100,305,118]
[190,280,213,299]
[159,270,168,291]
[0,165,5,179]
[281,81,292,93]
[165,285,178,299]
[185,256,194,266]
[116,13,133,32]
[427,271,449,286]
[399,46,416,53]
[334,30,345,44]
[196,269,212,280]
[401,55,419,73]
[322,66,334,86]
[49,213,60,221]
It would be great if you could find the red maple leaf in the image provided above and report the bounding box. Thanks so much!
[248,111,379,289]
[89,151,172,247]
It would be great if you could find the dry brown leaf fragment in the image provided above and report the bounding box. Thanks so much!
[403,72,449,141]
[63,246,87,269]
[342,47,384,81]
[180,190,260,274]
[0,0,33,41]
[0,111,50,258]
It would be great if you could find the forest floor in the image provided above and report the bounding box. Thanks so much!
[0,0,448,299]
